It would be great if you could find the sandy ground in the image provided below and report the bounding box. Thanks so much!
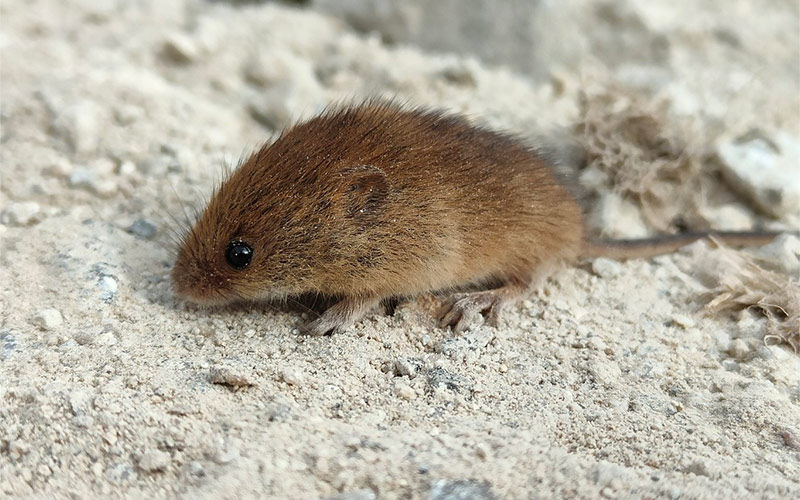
[1,0,799,498]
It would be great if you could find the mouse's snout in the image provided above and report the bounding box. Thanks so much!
[171,253,232,307]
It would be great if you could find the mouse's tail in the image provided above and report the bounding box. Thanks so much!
[581,230,795,260]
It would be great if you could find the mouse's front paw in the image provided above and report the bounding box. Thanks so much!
[297,295,381,337]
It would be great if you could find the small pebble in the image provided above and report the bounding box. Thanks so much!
[70,389,92,415]
[55,100,100,153]
[127,219,157,240]
[162,33,200,63]
[213,447,239,465]
[592,257,622,279]
[91,179,118,198]
[8,440,30,460]
[727,339,751,360]
[716,130,800,217]
[475,442,491,460]
[68,168,95,188]
[394,382,416,401]
[1,202,42,226]
[281,368,305,386]
[189,461,205,477]
[209,365,256,388]
[426,367,474,395]
[139,450,170,472]
[393,358,421,378]
[33,308,63,330]
[683,459,720,479]
[98,276,118,302]
[755,233,800,275]
[671,313,695,329]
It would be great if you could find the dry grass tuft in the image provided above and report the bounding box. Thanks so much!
[574,85,707,231]
[701,240,799,352]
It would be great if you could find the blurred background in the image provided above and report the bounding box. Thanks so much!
[3,0,797,239]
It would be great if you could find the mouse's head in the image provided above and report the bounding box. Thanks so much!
[171,144,392,306]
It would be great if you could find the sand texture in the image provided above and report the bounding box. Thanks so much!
[1,0,799,498]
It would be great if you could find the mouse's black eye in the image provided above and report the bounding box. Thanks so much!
[225,241,253,270]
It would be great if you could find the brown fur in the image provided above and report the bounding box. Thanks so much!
[172,100,790,335]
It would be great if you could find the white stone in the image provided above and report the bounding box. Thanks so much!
[727,339,751,360]
[33,308,63,330]
[589,192,649,239]
[755,233,800,275]
[54,100,100,153]
[1,202,41,226]
[281,368,305,386]
[98,276,118,301]
[700,203,755,231]
[162,33,200,63]
[138,450,170,472]
[247,54,325,128]
[591,257,622,278]
[394,382,416,400]
[717,130,800,217]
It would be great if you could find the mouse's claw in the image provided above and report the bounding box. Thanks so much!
[299,316,340,336]
[437,290,502,334]
[437,281,526,334]
[298,295,380,336]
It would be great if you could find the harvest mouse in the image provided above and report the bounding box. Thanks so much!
[171,100,790,336]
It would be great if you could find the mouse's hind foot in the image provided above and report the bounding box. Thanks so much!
[300,294,381,336]
[437,280,527,334]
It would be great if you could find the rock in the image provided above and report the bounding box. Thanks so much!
[264,401,292,422]
[106,463,136,483]
[209,365,256,388]
[589,192,649,239]
[162,33,200,63]
[426,367,474,396]
[315,0,548,78]
[699,203,754,231]
[0,331,16,360]
[670,313,695,329]
[69,389,94,416]
[755,233,800,275]
[429,479,496,500]
[246,52,325,128]
[394,382,416,400]
[7,440,30,460]
[189,461,205,477]
[243,50,300,87]
[138,450,170,472]
[716,130,800,217]
[68,162,117,198]
[126,219,157,240]
[591,257,622,278]
[213,446,239,465]
[280,368,306,386]
[392,357,423,378]
[68,168,95,189]
[32,308,64,330]
[727,339,751,360]
[97,275,118,302]
[54,100,101,153]
[683,459,721,479]
[1,202,42,226]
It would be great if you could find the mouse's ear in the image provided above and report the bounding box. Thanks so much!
[342,165,391,223]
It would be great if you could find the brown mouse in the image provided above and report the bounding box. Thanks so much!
[171,100,792,336]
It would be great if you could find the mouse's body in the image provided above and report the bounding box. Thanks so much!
[171,101,787,335]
